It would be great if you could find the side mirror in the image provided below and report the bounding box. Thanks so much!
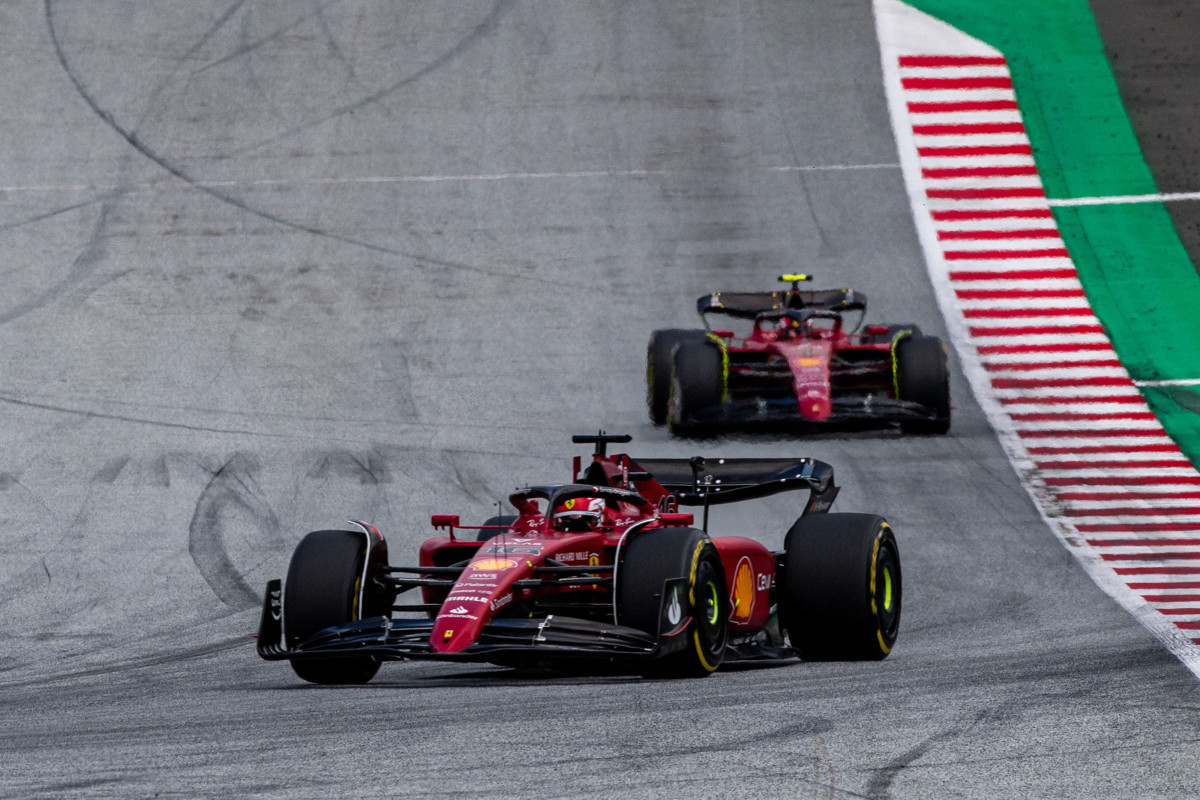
[658,512,695,527]
[431,514,460,530]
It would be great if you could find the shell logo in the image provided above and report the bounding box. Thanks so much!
[730,557,755,624]
[472,559,517,571]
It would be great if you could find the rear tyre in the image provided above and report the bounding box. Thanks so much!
[618,528,728,677]
[895,334,950,434]
[780,514,901,661]
[283,529,387,684]
[475,515,518,541]
[884,323,922,339]
[666,339,725,437]
[647,329,708,425]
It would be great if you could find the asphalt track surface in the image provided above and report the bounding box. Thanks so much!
[2,3,1198,798]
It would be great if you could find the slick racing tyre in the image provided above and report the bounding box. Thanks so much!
[475,515,517,541]
[895,334,951,434]
[617,527,728,677]
[283,529,389,684]
[780,514,900,661]
[666,339,725,437]
[646,329,708,425]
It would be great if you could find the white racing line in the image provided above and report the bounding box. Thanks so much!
[875,0,1200,678]
[0,163,900,195]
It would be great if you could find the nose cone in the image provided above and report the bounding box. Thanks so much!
[432,600,489,653]
[800,387,832,421]
[430,555,523,653]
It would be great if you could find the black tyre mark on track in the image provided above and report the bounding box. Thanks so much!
[188,454,281,609]
[1,3,249,326]
[310,0,356,81]
[42,0,555,286]
[129,0,249,135]
[191,0,342,77]
[0,393,304,439]
[92,456,130,485]
[230,0,513,157]
[0,191,115,326]
[307,450,391,485]
[0,189,124,236]
[866,738,940,800]
[0,635,250,690]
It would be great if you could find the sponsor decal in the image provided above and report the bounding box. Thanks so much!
[796,357,821,367]
[443,629,454,641]
[490,593,512,611]
[730,557,756,624]
[472,559,517,571]
[467,573,497,581]
[448,606,470,615]
[557,550,601,564]
[445,594,489,604]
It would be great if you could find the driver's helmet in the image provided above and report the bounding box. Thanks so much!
[779,312,805,336]
[552,496,606,532]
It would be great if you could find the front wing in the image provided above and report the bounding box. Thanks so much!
[690,393,945,427]
[257,578,691,664]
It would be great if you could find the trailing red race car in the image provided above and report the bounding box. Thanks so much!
[257,433,902,683]
[647,274,951,436]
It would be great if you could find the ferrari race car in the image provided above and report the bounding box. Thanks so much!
[647,274,951,435]
[257,433,901,684]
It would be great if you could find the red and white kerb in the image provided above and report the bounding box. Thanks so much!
[876,0,1200,676]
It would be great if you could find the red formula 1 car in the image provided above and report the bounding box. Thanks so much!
[257,433,901,684]
[647,275,951,436]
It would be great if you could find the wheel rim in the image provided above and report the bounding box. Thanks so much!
[875,544,900,640]
[705,581,720,625]
[693,556,728,659]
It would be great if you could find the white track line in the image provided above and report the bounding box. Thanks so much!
[0,163,902,195]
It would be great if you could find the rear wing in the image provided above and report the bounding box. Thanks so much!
[628,456,840,516]
[697,288,866,320]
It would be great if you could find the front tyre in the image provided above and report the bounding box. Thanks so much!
[475,515,517,542]
[647,329,708,425]
[666,339,725,438]
[780,514,901,661]
[283,529,388,684]
[618,527,728,677]
[895,334,951,434]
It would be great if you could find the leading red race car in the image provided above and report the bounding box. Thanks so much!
[257,433,902,684]
[647,274,951,436]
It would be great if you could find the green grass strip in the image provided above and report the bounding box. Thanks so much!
[905,0,1200,459]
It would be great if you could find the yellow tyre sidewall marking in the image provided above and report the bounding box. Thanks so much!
[688,540,721,673]
[870,523,893,655]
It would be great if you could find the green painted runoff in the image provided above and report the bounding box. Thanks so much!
[902,0,1200,460]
